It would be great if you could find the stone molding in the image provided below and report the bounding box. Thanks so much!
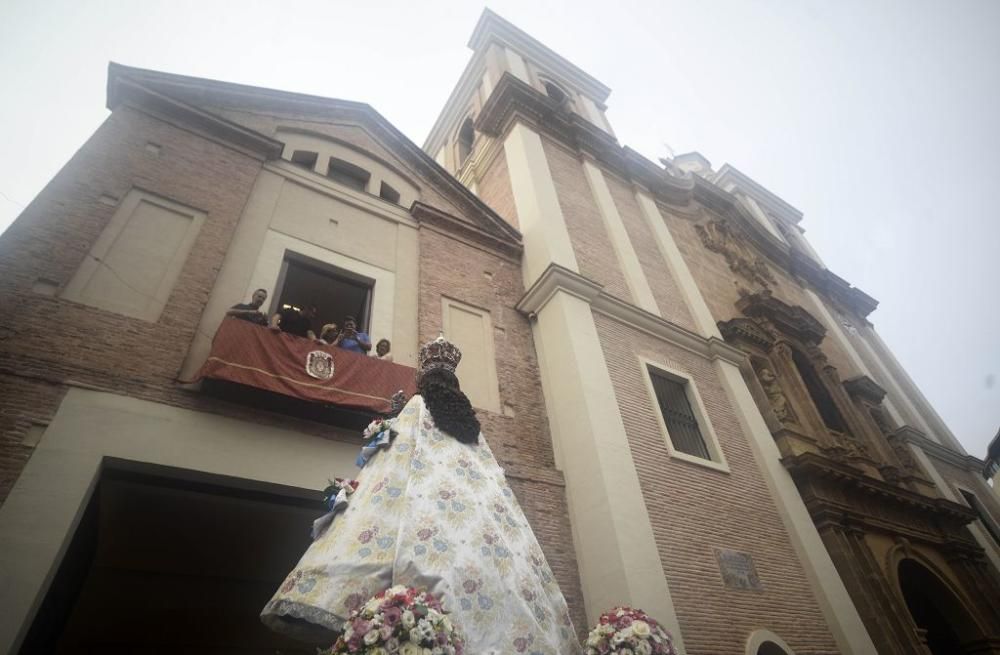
[843,375,888,404]
[410,201,522,260]
[898,426,988,474]
[516,263,746,367]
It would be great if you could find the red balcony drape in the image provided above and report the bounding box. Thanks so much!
[192,318,416,413]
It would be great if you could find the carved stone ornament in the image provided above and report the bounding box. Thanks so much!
[696,219,776,289]
[757,367,795,424]
[736,290,826,346]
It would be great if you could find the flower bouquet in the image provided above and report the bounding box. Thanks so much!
[320,585,465,655]
[322,477,360,510]
[583,607,677,655]
[357,417,396,468]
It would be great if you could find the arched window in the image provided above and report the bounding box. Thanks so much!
[543,80,567,105]
[791,348,847,433]
[457,117,475,167]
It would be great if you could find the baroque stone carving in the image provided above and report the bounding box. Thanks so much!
[696,219,776,289]
[757,367,795,424]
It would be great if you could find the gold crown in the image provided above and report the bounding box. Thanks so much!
[419,334,462,374]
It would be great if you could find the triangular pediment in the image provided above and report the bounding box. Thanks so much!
[106,63,521,251]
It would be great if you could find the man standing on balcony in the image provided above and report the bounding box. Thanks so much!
[270,303,318,340]
[333,315,371,354]
[226,288,269,326]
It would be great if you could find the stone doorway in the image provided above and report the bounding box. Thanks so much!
[898,558,986,655]
[19,459,323,654]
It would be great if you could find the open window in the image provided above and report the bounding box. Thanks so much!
[270,252,373,335]
[290,150,318,170]
[457,117,475,168]
[326,157,370,192]
[542,79,568,105]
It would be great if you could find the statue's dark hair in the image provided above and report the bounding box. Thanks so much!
[418,368,480,444]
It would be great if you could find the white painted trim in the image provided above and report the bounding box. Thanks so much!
[0,389,359,654]
[639,356,730,472]
[952,482,1000,574]
[581,160,660,315]
[802,289,906,426]
[248,229,396,354]
[634,190,722,339]
[516,264,745,367]
[504,47,531,83]
[502,123,579,286]
[529,288,686,650]
[746,629,797,655]
[714,359,878,654]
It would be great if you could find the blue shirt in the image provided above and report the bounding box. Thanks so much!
[338,332,370,354]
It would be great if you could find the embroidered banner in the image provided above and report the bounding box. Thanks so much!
[193,318,416,413]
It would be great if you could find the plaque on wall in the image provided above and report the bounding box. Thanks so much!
[714,548,763,591]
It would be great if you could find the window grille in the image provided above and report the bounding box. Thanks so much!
[648,367,710,459]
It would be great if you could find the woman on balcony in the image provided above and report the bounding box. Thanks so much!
[261,336,581,654]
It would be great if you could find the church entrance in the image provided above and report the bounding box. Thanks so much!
[898,558,986,655]
[19,459,324,654]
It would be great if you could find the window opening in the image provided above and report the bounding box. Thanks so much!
[791,349,848,433]
[271,253,374,336]
[379,181,401,205]
[326,157,370,192]
[648,366,710,459]
[290,150,318,170]
[960,489,1000,548]
[457,117,475,167]
[543,80,567,105]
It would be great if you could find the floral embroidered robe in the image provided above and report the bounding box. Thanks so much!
[261,394,581,655]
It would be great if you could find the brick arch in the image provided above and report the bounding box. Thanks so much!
[745,629,796,655]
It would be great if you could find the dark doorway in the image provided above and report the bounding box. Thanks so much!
[271,252,373,335]
[20,459,324,654]
[898,558,984,655]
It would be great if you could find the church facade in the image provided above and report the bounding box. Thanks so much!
[0,9,998,655]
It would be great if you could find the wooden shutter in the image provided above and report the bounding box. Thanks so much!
[649,368,710,459]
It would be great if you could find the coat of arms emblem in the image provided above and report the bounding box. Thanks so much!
[305,350,335,380]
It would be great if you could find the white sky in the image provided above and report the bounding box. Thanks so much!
[2,0,998,457]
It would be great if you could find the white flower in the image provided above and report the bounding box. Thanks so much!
[619,649,634,655]
[399,644,423,655]
[440,616,453,633]
[402,610,416,629]
[636,641,652,655]
[364,629,381,645]
[631,621,651,638]
[370,649,388,655]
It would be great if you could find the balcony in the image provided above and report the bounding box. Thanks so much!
[191,318,416,428]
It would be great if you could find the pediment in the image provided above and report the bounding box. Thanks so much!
[106,63,521,251]
[736,290,826,345]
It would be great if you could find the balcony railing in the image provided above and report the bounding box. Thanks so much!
[191,318,416,417]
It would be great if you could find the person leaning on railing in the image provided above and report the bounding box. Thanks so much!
[332,316,371,354]
[270,303,318,340]
[373,338,393,362]
[226,288,269,326]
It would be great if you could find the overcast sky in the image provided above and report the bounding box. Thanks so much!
[2,0,997,456]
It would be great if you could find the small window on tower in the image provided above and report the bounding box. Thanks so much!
[379,181,401,205]
[290,150,318,170]
[326,157,370,192]
[457,117,475,167]
[543,80,567,105]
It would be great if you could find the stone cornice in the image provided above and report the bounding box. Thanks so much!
[516,264,746,367]
[736,290,827,345]
[410,201,522,259]
[784,451,979,535]
[109,76,284,160]
[713,164,804,225]
[843,375,888,404]
[897,426,985,473]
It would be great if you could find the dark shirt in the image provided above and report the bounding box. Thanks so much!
[278,307,313,338]
[230,303,268,326]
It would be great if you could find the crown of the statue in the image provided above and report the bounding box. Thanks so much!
[419,334,462,374]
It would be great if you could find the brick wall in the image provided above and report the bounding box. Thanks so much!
[594,312,839,655]
[541,137,632,301]
[662,207,863,379]
[417,226,588,634]
[476,149,519,229]
[603,171,697,332]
